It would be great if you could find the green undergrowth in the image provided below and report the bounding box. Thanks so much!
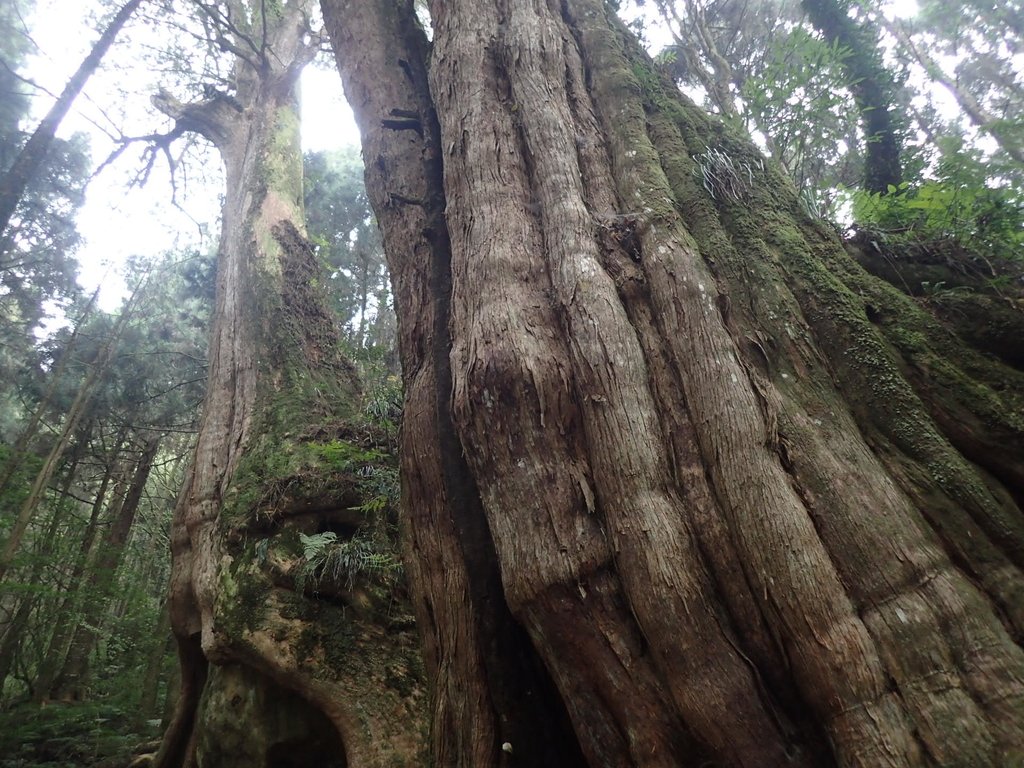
[292,451,403,596]
[222,344,402,527]
[847,139,1024,266]
[0,701,157,768]
[222,433,388,525]
[0,446,43,536]
[218,370,406,637]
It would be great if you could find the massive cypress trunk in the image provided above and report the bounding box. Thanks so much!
[153,3,425,766]
[323,1,1024,766]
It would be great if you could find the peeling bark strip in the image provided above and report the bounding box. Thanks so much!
[326,1,1024,766]
[155,3,425,767]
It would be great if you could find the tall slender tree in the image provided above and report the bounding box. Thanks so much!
[882,13,1024,166]
[0,0,144,237]
[801,0,904,193]
[304,147,390,348]
[47,435,160,701]
[0,282,144,584]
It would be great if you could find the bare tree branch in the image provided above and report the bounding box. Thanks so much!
[192,0,265,71]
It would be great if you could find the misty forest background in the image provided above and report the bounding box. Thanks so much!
[0,0,1021,765]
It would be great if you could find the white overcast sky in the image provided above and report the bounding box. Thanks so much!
[22,0,360,310]
[20,0,927,313]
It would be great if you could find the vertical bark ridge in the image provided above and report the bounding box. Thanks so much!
[324,4,498,763]
[644,113,1024,761]
[324,2,591,765]
[559,29,816,748]
[581,11,1024,763]
[325,0,1024,765]
[807,229,1024,520]
[430,3,701,763]
[565,3,930,764]
[495,4,804,765]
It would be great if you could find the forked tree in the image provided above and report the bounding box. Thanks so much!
[152,2,424,766]
[318,1,1024,766]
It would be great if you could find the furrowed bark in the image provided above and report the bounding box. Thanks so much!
[322,2,590,765]
[326,1,1024,766]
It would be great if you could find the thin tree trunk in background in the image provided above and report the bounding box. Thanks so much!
[883,17,1024,165]
[0,284,143,583]
[31,431,126,702]
[801,0,904,192]
[0,0,144,237]
[137,601,173,726]
[0,287,99,497]
[0,390,93,583]
[49,436,159,701]
[0,436,86,699]
[356,250,369,347]
[653,0,741,122]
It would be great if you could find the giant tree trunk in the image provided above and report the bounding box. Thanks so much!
[154,3,425,767]
[324,1,1024,766]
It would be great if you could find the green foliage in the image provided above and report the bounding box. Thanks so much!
[357,463,401,516]
[0,701,153,768]
[692,147,764,202]
[0,0,90,407]
[0,445,42,517]
[309,440,384,469]
[740,25,861,196]
[291,437,402,597]
[0,248,205,711]
[295,529,401,593]
[363,373,402,428]
[0,2,33,142]
[849,142,1024,261]
[304,148,395,352]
